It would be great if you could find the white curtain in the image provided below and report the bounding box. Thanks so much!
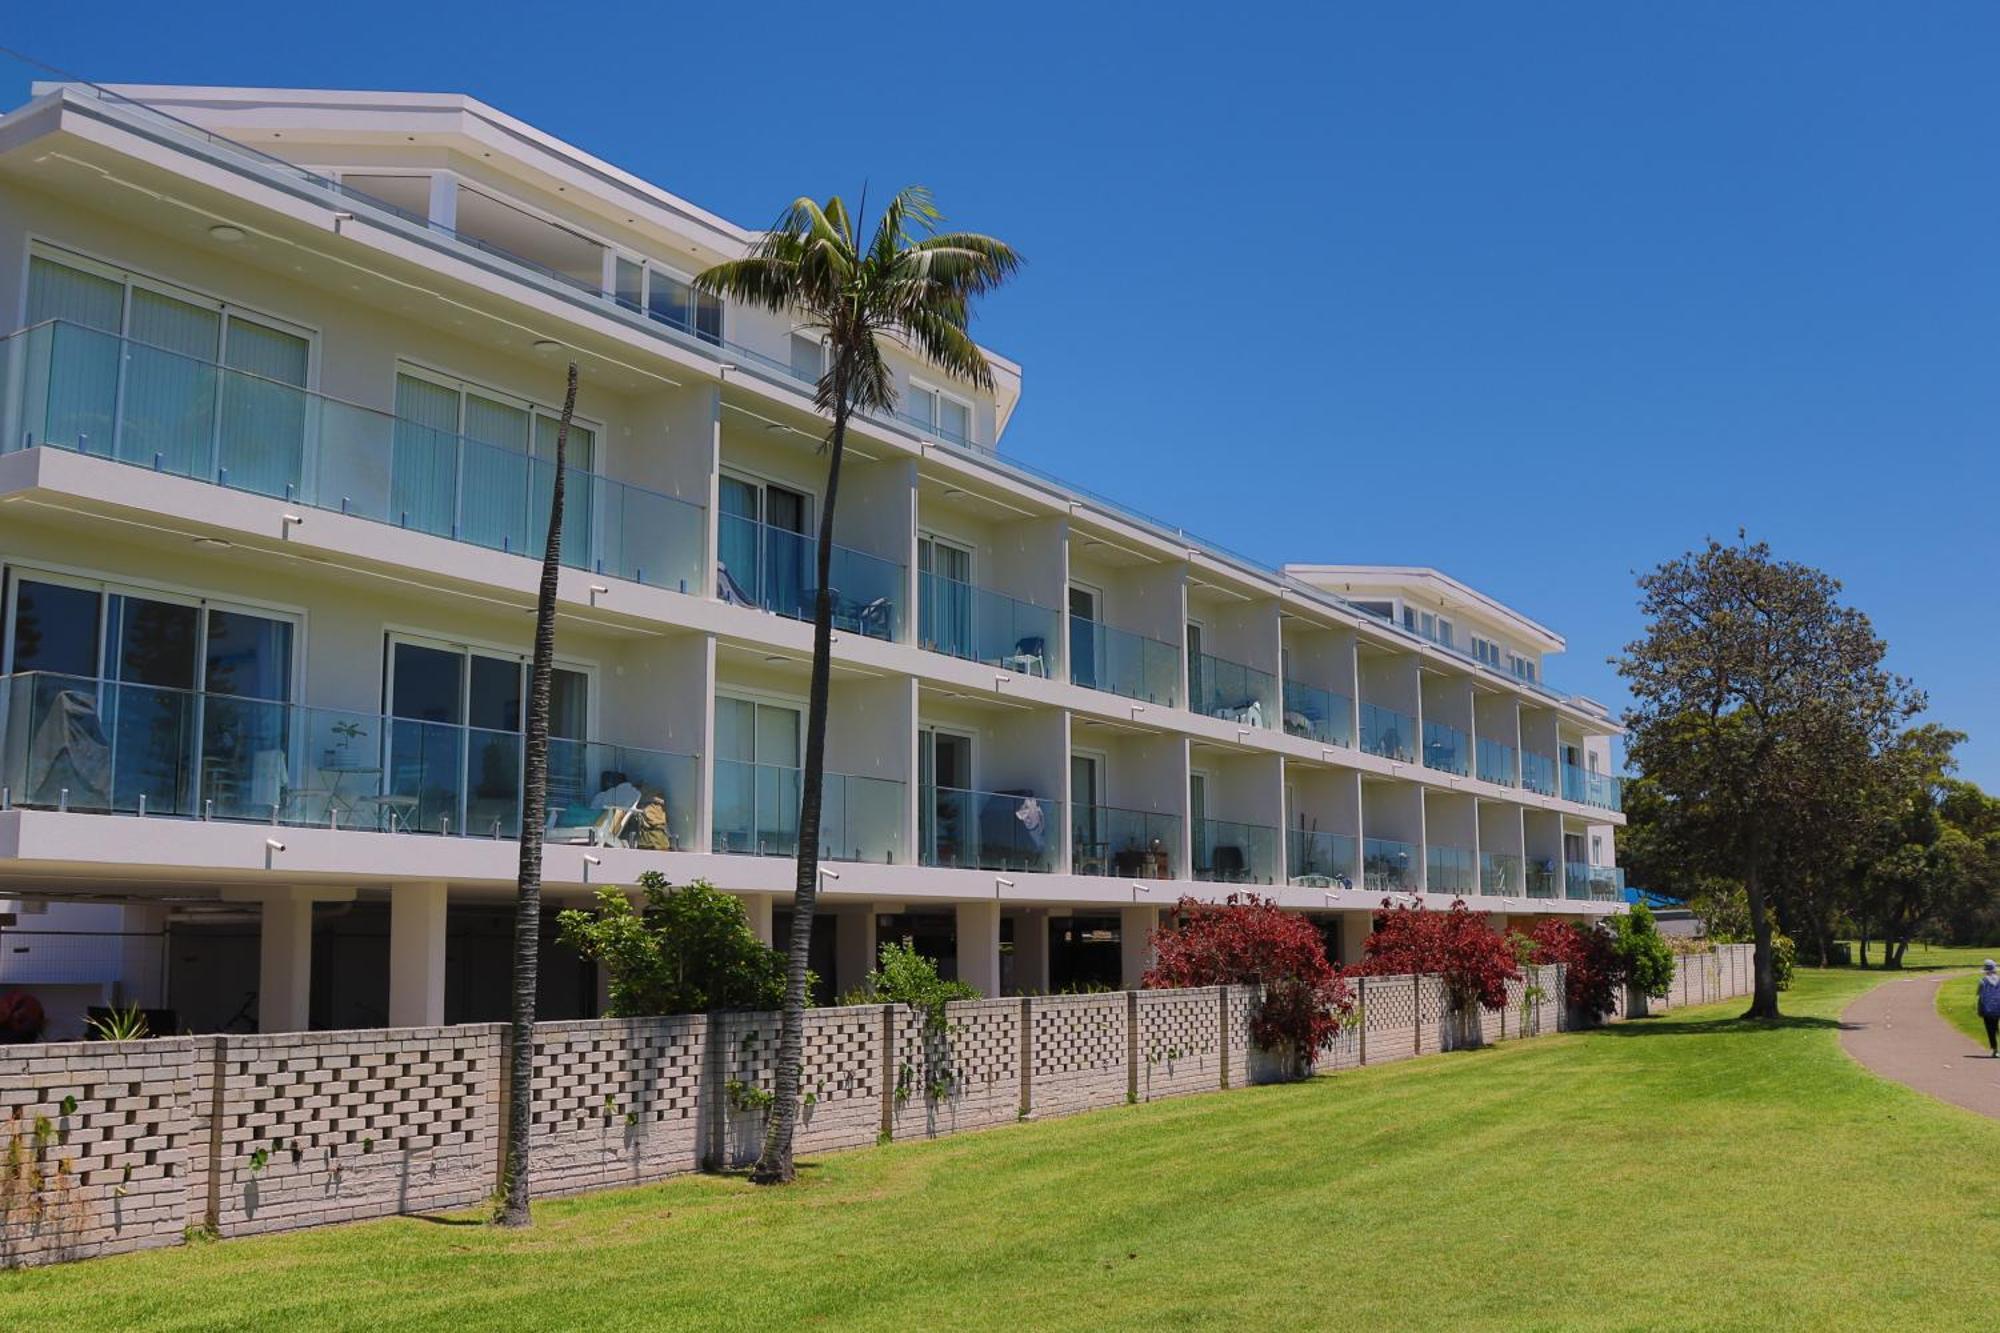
[24,257,124,451]
[219,318,309,498]
[391,373,463,537]
[122,288,220,477]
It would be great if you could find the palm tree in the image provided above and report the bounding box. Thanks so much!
[699,188,1019,1184]
[497,360,579,1227]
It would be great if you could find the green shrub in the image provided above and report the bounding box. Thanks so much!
[1771,932,1796,991]
[556,872,787,1016]
[844,942,977,1032]
[1611,903,1677,999]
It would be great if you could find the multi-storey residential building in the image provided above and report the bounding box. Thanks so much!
[0,81,1625,1037]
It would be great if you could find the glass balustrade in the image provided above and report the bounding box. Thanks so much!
[1359,702,1416,762]
[716,512,903,641]
[1363,837,1418,892]
[1480,852,1524,895]
[1422,720,1468,776]
[1565,862,1626,901]
[3,321,706,594]
[1521,751,1557,797]
[1287,829,1356,886]
[919,785,1059,873]
[1281,680,1352,747]
[1070,805,1180,879]
[0,670,697,848]
[1561,763,1624,812]
[1526,859,1560,899]
[1192,817,1276,884]
[917,573,1058,676]
[1426,845,1477,894]
[1476,738,1517,787]
[1188,652,1275,728]
[1067,615,1178,706]
[711,759,905,863]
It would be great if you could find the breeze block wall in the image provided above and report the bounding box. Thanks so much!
[0,952,1759,1268]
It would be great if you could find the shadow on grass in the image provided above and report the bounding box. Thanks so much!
[405,1214,485,1228]
[1595,1013,1852,1038]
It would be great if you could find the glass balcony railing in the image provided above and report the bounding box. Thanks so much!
[1526,859,1560,899]
[1422,720,1468,776]
[1426,845,1477,895]
[1192,817,1276,884]
[917,573,1058,676]
[1565,862,1626,901]
[1070,805,1179,879]
[1281,680,1352,747]
[1287,829,1356,886]
[716,513,903,641]
[1067,616,1178,707]
[919,785,1059,873]
[1480,852,1524,895]
[1521,751,1557,797]
[1189,652,1276,728]
[1359,702,1416,763]
[1363,837,1418,892]
[1476,738,1517,787]
[0,670,697,848]
[3,320,707,594]
[1561,763,1624,812]
[710,759,904,864]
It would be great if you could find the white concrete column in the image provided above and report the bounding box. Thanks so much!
[426,171,459,230]
[1120,905,1160,988]
[1011,909,1050,995]
[739,892,774,947]
[834,905,877,997]
[956,900,1001,998]
[1337,911,1373,970]
[118,902,169,1008]
[223,885,355,1033]
[388,882,450,1028]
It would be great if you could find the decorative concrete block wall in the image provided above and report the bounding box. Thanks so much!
[712,1006,886,1166]
[529,1016,707,1196]
[893,998,1022,1139]
[1136,989,1225,1101]
[1027,994,1129,1118]
[0,1037,193,1267]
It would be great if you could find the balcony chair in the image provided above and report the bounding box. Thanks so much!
[1210,844,1247,882]
[716,562,755,607]
[1214,698,1263,728]
[1000,635,1048,678]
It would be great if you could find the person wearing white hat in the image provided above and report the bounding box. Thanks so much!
[1979,960,2000,1058]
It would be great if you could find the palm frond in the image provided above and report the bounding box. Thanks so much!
[897,304,994,390]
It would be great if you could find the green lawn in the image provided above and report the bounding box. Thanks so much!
[5,968,1999,1331]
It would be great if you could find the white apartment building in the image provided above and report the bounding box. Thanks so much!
[0,81,1625,1038]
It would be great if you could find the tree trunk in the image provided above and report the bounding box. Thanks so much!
[1744,856,1782,1020]
[753,390,849,1186]
[1858,921,1871,968]
[497,362,575,1226]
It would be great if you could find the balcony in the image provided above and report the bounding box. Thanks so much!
[919,785,1059,873]
[1521,751,1557,797]
[0,670,697,848]
[1480,852,1523,895]
[1070,805,1180,879]
[717,514,903,641]
[3,320,707,593]
[1189,652,1275,729]
[1192,817,1276,884]
[917,573,1058,675]
[1422,721,1468,777]
[1565,862,1626,902]
[1526,859,1559,899]
[1281,680,1352,747]
[1363,837,1417,892]
[1287,829,1355,886]
[1561,764,1624,813]
[711,760,905,864]
[1067,616,1178,707]
[1426,845,1476,895]
[1359,703,1416,763]
[1476,738,1517,787]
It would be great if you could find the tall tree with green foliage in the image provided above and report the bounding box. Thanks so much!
[1617,536,1919,1019]
[497,361,578,1228]
[697,189,1019,1183]
[1856,725,1973,967]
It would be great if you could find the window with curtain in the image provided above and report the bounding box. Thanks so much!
[643,267,723,345]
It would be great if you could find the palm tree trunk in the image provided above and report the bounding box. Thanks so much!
[498,362,576,1225]
[754,394,848,1186]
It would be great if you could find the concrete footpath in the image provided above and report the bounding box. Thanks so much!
[1840,972,2000,1121]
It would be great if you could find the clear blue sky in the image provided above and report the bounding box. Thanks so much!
[11,3,1998,785]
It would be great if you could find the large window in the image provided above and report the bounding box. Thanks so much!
[712,695,802,854]
[717,473,810,612]
[613,256,723,346]
[2,572,295,817]
[25,248,313,497]
[906,381,972,445]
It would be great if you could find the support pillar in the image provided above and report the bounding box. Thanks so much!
[222,885,355,1033]
[1337,911,1373,970]
[1120,905,1160,989]
[1011,909,1050,995]
[956,900,1001,998]
[117,902,169,1008]
[834,905,877,998]
[388,882,449,1028]
[739,892,774,947]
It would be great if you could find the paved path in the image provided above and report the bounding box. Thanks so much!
[1840,972,2000,1121]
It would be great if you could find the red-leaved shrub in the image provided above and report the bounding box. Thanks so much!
[1352,898,1520,1014]
[1146,894,1353,1074]
[1521,917,1622,1021]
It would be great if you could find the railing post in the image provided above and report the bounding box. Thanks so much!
[1357,975,1368,1065]
[1017,995,1033,1121]
[1126,990,1140,1105]
[1217,985,1231,1089]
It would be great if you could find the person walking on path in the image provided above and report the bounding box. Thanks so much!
[1979,960,2000,1058]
